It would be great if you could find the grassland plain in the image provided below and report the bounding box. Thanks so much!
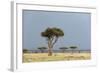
[23,53,91,63]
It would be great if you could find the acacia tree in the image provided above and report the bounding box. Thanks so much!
[70,46,77,54]
[38,47,47,53]
[41,27,64,56]
[23,49,29,53]
[59,47,68,53]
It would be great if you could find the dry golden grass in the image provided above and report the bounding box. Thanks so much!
[23,53,91,63]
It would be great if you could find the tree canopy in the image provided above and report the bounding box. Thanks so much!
[41,27,64,39]
[59,47,68,49]
[70,46,77,49]
[59,47,68,53]
[38,47,47,53]
[23,49,29,53]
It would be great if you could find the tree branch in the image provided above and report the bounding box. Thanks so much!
[51,37,58,48]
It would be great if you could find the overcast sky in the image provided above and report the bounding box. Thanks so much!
[22,10,91,50]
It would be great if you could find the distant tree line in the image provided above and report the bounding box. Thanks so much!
[23,45,79,54]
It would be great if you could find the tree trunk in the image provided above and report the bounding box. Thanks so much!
[48,40,53,56]
[48,48,52,56]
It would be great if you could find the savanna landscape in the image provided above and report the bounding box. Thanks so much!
[22,10,91,63]
[23,27,91,63]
